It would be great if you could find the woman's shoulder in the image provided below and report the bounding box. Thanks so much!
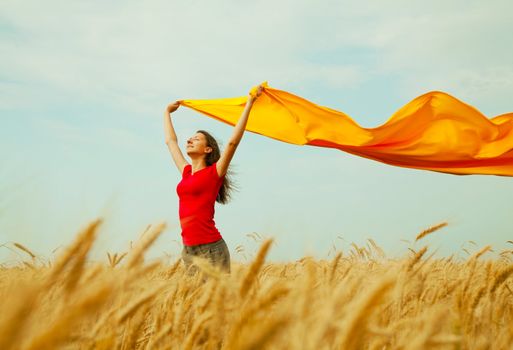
[211,162,225,179]
[182,163,192,177]
[209,162,218,174]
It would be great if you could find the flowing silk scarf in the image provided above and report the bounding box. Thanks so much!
[178,82,513,176]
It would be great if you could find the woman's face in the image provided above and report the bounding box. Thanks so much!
[186,132,212,157]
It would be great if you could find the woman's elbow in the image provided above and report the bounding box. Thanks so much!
[227,140,239,148]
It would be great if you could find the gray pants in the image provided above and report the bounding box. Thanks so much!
[181,238,231,275]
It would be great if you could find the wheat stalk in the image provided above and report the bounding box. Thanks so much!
[13,242,36,259]
[415,222,448,242]
[239,238,273,298]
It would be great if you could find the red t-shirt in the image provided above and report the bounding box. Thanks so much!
[176,162,225,246]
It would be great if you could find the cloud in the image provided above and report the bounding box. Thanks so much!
[0,1,374,112]
[2,0,512,115]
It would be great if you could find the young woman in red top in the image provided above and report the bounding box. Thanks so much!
[163,85,264,275]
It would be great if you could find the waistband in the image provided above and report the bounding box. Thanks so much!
[183,238,225,251]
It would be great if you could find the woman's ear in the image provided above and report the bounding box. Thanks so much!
[205,147,213,154]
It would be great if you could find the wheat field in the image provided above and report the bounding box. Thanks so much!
[1,219,512,349]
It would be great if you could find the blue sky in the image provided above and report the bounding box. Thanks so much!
[1,0,512,264]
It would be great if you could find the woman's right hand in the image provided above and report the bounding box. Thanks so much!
[166,101,180,114]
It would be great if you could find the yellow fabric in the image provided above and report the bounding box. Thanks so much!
[179,82,513,176]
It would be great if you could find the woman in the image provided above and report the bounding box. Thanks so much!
[163,84,263,275]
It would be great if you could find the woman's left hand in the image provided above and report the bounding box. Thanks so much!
[254,84,264,98]
[249,84,264,100]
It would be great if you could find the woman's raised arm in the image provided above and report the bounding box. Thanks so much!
[216,84,263,177]
[164,101,189,174]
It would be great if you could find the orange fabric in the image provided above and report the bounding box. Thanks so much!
[179,82,513,176]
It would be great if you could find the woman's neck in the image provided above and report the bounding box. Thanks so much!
[190,158,207,174]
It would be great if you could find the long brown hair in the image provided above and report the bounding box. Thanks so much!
[197,130,236,204]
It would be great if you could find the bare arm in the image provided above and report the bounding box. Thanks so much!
[164,101,189,174]
[216,85,263,177]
